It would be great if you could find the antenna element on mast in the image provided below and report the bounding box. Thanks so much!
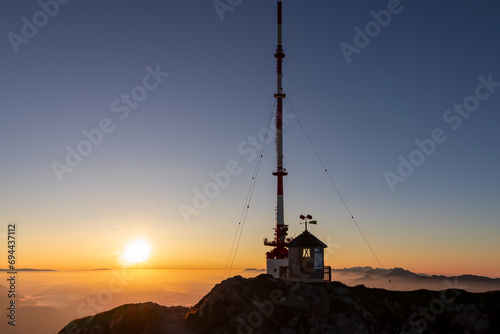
[265,1,289,260]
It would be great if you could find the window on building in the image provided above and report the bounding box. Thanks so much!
[302,248,310,257]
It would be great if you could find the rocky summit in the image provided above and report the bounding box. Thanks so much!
[58,303,193,334]
[59,274,500,334]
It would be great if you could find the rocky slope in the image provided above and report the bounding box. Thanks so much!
[58,303,193,334]
[59,274,500,334]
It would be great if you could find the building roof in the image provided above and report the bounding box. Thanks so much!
[287,230,327,248]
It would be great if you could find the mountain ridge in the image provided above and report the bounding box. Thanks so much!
[59,273,500,334]
[332,267,500,292]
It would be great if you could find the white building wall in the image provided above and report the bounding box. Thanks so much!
[266,258,289,279]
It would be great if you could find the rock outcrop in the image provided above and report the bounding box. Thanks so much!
[58,303,193,334]
[59,274,500,334]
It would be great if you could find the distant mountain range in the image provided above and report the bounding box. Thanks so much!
[0,268,112,272]
[0,268,57,271]
[242,268,266,272]
[331,267,500,293]
[331,266,375,274]
[333,266,500,279]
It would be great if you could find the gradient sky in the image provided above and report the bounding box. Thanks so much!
[1,0,499,277]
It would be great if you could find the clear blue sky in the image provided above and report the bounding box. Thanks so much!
[1,0,499,276]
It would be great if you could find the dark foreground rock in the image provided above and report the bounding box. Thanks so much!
[58,303,193,334]
[59,274,500,334]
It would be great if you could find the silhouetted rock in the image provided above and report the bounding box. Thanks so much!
[59,274,500,334]
[58,302,193,334]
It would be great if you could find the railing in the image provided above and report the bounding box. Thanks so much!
[324,266,331,282]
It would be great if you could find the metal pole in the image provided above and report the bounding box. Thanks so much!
[264,1,289,260]
[273,1,288,245]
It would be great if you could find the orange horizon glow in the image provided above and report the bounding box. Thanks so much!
[6,261,500,279]
[11,221,500,279]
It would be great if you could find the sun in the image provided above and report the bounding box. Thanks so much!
[122,240,151,264]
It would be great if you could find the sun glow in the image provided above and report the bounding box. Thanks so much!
[122,240,151,264]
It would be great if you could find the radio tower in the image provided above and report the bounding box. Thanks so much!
[264,1,289,276]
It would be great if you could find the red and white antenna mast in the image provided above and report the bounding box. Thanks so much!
[264,0,288,261]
